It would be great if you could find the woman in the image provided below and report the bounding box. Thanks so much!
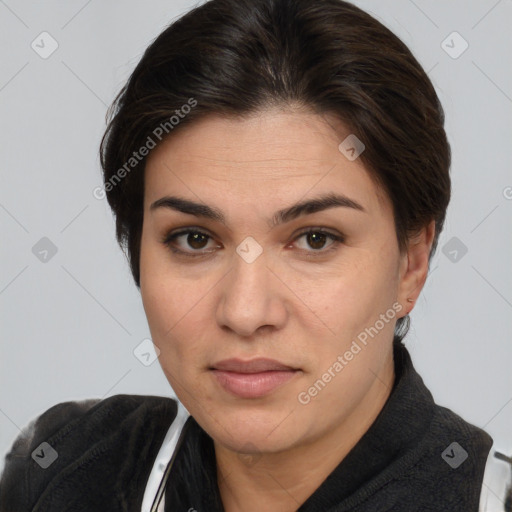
[0,0,493,510]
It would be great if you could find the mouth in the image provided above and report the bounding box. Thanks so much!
[209,358,300,399]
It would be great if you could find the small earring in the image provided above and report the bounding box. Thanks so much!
[407,298,414,303]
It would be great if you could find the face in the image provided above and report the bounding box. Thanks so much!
[140,108,413,456]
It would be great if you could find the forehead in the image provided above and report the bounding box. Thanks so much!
[143,108,390,216]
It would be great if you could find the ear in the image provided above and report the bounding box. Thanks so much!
[396,220,436,318]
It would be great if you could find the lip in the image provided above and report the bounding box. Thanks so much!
[211,358,296,373]
[210,358,299,398]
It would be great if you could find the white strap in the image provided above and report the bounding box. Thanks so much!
[479,442,509,512]
[141,399,190,512]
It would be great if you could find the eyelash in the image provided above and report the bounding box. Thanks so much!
[160,227,345,259]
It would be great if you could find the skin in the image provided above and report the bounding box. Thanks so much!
[139,106,435,512]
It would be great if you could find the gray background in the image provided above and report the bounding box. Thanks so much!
[1,0,511,485]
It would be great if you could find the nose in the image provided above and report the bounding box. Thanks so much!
[215,251,288,338]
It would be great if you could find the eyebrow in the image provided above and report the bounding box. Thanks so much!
[149,192,365,228]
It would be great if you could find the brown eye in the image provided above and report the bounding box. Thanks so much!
[293,229,345,254]
[162,229,220,257]
[306,232,328,250]
[187,232,209,249]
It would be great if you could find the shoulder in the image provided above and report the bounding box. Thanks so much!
[2,394,177,462]
[355,403,493,511]
[428,402,493,474]
[432,405,492,509]
[359,343,494,510]
[393,402,493,510]
[0,395,177,511]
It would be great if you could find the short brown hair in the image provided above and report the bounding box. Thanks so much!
[100,0,451,343]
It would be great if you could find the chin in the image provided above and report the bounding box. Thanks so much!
[204,404,308,453]
[216,424,300,455]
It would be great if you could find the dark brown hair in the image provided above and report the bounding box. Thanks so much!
[100,0,451,344]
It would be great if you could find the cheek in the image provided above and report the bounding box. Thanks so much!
[288,247,400,382]
[347,240,401,303]
[295,253,399,408]
[142,280,207,359]
[141,280,211,404]
[296,248,399,331]
[140,235,205,363]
